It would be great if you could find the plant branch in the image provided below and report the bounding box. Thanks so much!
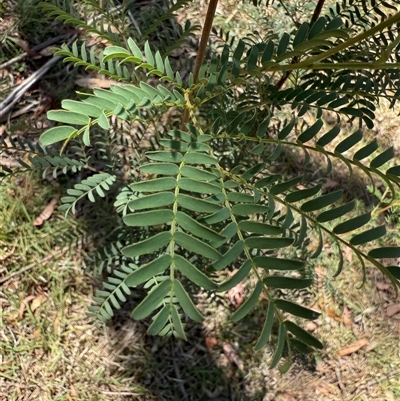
[182,0,218,128]
[275,0,327,89]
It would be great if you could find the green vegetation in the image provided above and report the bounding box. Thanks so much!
[1,0,400,399]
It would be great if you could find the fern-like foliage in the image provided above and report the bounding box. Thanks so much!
[19,0,400,369]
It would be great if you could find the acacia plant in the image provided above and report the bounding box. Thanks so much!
[4,0,400,368]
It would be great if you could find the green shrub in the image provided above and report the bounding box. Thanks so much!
[3,0,400,370]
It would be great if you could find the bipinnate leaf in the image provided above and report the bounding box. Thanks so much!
[131,278,171,320]
[284,320,323,349]
[231,281,263,322]
[274,299,320,320]
[40,126,76,146]
[254,301,275,350]
[173,280,203,322]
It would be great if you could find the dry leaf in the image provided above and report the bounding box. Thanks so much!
[205,336,218,349]
[220,341,244,370]
[75,76,118,89]
[326,307,343,322]
[30,294,47,312]
[30,328,41,340]
[376,282,391,291]
[337,338,368,357]
[70,383,78,397]
[19,295,36,319]
[306,321,318,332]
[228,282,244,308]
[386,303,400,317]
[342,306,352,329]
[34,196,59,226]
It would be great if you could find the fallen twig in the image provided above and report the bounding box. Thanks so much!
[0,247,68,284]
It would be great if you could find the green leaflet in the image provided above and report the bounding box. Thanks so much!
[128,192,175,211]
[140,163,179,176]
[123,210,174,226]
[201,207,231,224]
[350,225,386,245]
[270,176,302,195]
[264,276,312,289]
[254,300,275,350]
[369,247,400,259]
[285,184,322,203]
[147,305,170,335]
[370,147,395,168]
[130,177,177,192]
[284,320,323,349]
[40,126,76,146]
[231,204,270,215]
[301,190,343,212]
[47,110,90,125]
[254,256,304,271]
[125,254,171,287]
[231,281,263,322]
[227,192,255,203]
[159,139,188,152]
[173,280,204,322]
[333,212,371,234]
[316,200,355,223]
[238,220,281,235]
[171,305,186,339]
[297,119,323,143]
[212,240,245,271]
[62,99,103,117]
[218,260,252,292]
[178,178,221,194]
[180,165,220,181]
[173,255,217,290]
[146,151,183,163]
[183,152,219,165]
[270,323,286,369]
[122,231,171,258]
[176,194,222,213]
[176,211,225,242]
[174,231,221,260]
[131,278,171,320]
[245,237,294,249]
[317,124,340,147]
[274,299,320,320]
[167,129,194,143]
[353,140,378,161]
[335,130,363,153]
